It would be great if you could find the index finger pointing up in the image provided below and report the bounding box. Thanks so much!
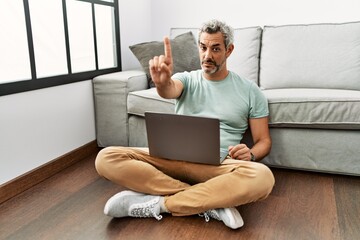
[164,37,172,59]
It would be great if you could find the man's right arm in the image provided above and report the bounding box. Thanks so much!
[149,37,183,99]
[155,78,183,99]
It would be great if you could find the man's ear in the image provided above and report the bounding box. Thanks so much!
[226,44,234,58]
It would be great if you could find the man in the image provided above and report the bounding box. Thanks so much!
[95,19,275,229]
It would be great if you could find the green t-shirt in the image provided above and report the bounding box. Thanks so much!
[173,70,269,150]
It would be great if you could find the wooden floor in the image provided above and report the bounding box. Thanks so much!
[1,151,360,240]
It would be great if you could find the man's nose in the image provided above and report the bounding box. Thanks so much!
[204,49,212,59]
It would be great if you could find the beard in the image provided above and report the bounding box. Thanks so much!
[201,58,223,74]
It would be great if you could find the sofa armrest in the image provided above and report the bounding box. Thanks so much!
[93,70,148,147]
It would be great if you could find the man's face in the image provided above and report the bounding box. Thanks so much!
[198,32,231,76]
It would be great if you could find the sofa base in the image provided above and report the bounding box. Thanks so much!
[263,128,360,175]
[128,114,360,176]
[129,115,147,147]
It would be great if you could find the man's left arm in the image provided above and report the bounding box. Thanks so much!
[228,117,271,161]
[248,117,271,161]
[228,82,271,161]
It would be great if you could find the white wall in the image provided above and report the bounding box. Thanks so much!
[120,0,360,70]
[119,0,152,70]
[0,81,96,185]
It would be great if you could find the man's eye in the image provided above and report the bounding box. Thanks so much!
[213,47,220,52]
[200,46,206,51]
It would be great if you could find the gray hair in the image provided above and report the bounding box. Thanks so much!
[198,19,234,49]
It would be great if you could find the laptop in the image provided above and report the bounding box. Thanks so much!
[145,112,229,165]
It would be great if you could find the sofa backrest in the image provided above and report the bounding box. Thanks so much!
[170,27,262,84]
[260,21,360,91]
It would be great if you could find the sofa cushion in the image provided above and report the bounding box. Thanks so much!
[171,27,262,84]
[260,21,360,90]
[264,88,360,129]
[127,88,175,116]
[129,32,200,88]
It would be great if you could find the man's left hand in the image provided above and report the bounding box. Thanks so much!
[228,144,251,161]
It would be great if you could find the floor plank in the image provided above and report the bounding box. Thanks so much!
[1,152,359,240]
[334,174,360,240]
[239,170,340,240]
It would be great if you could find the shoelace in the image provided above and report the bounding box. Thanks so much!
[130,198,163,221]
[199,210,221,222]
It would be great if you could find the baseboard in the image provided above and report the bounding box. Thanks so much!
[0,140,100,204]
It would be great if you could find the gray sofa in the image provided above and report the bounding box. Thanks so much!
[93,21,360,175]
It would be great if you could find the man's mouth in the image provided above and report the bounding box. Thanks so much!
[202,59,216,66]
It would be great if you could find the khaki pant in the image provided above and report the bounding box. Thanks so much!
[95,146,275,216]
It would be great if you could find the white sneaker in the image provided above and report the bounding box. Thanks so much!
[201,207,244,229]
[104,190,162,220]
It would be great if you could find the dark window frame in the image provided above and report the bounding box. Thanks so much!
[0,0,121,96]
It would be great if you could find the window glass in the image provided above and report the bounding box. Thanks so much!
[95,4,117,69]
[0,0,31,83]
[0,0,120,96]
[66,0,96,73]
[29,0,68,78]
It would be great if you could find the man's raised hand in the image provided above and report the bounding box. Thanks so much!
[149,37,173,86]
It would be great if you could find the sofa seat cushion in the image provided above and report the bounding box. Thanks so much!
[127,88,175,116]
[264,88,360,129]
